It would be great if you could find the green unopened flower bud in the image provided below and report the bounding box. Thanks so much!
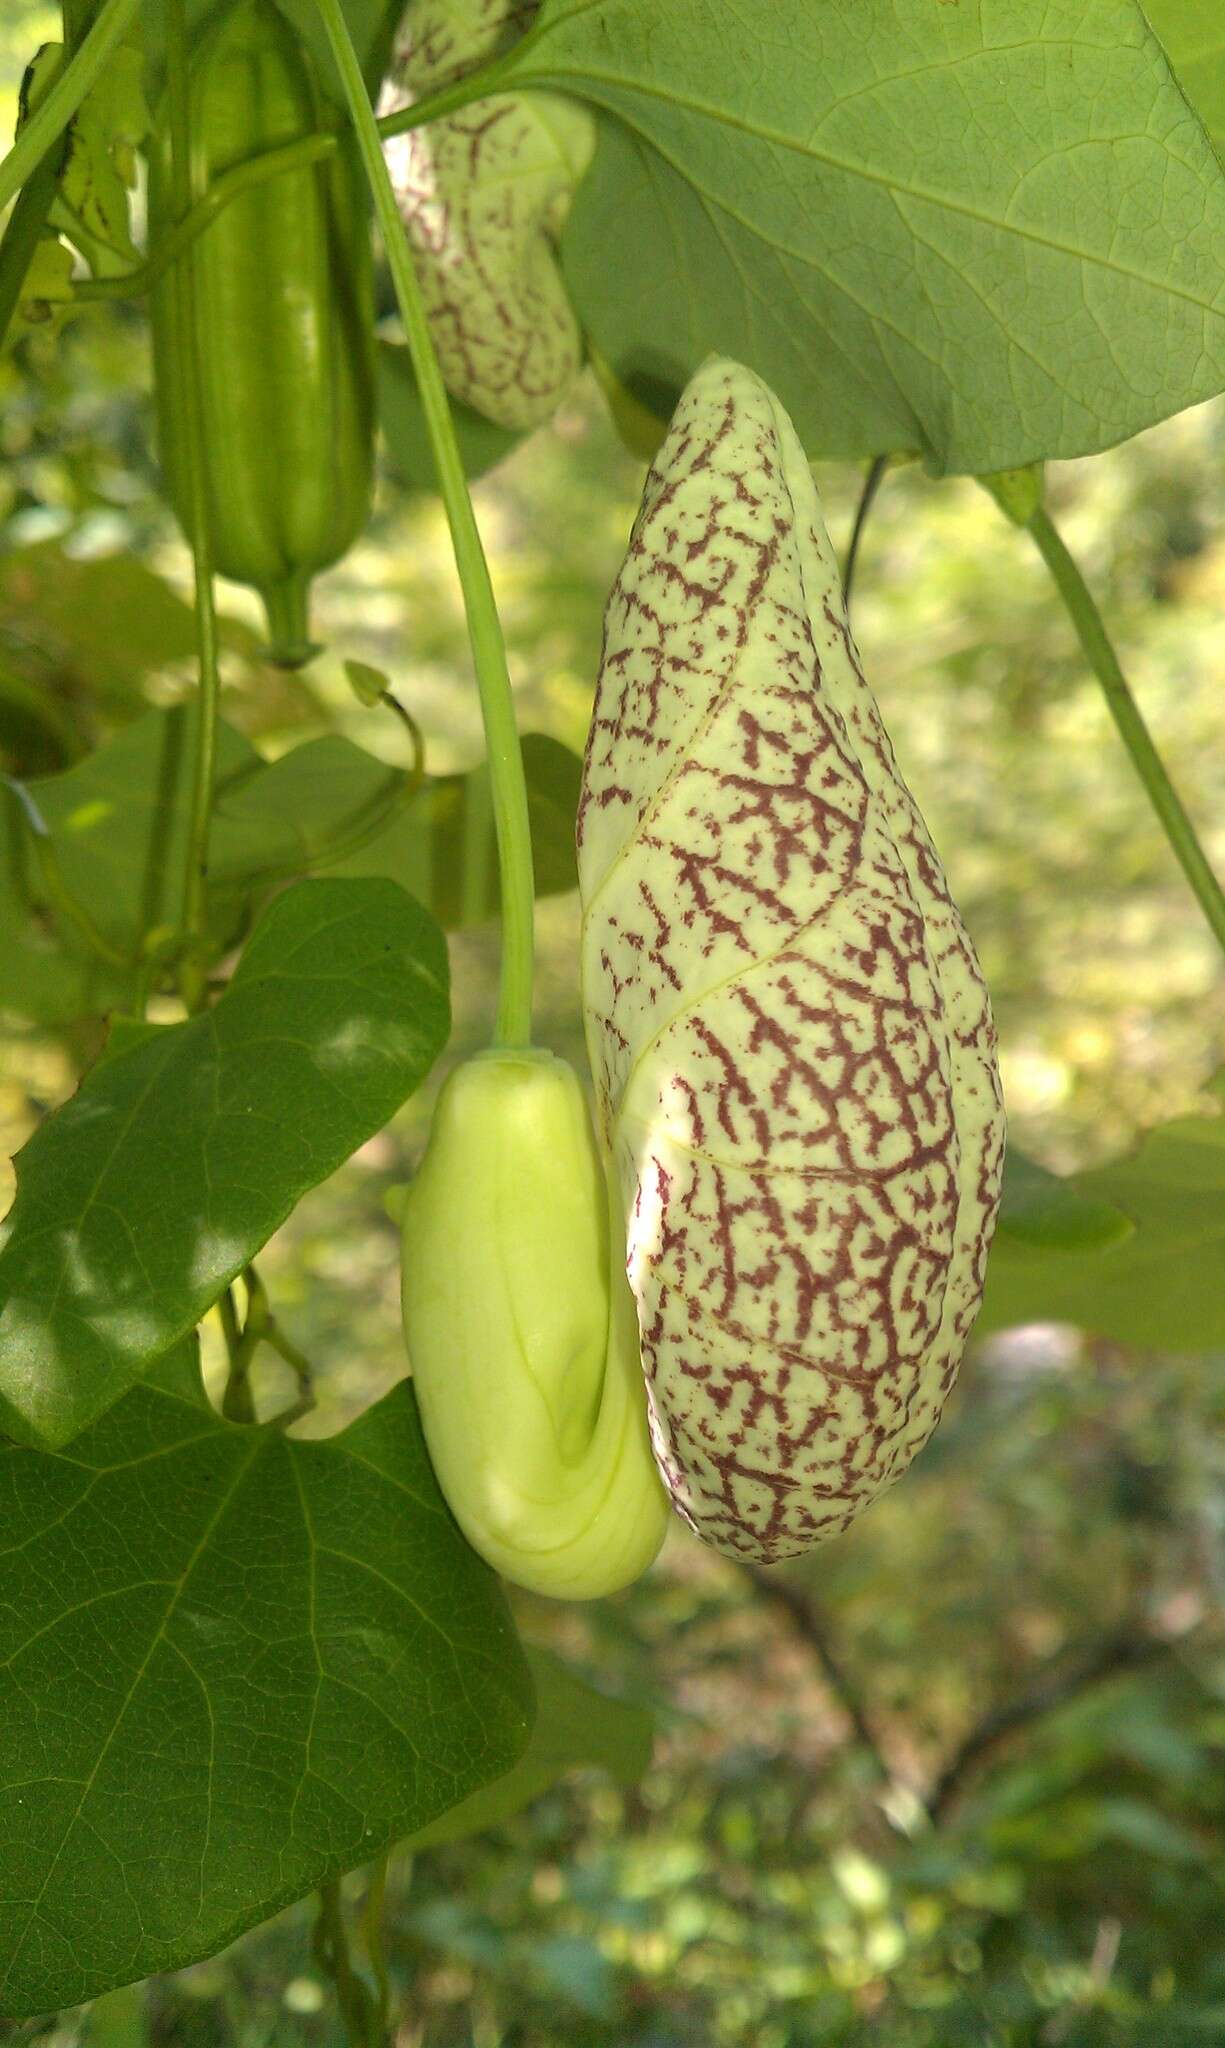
[401,1049,669,1598]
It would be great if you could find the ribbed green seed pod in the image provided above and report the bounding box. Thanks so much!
[147,0,376,666]
[401,1050,669,1599]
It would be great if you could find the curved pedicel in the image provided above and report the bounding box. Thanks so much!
[578,357,1006,1564]
[380,0,593,431]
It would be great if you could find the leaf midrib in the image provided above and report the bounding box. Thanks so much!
[0,1431,264,2006]
[514,49,1225,319]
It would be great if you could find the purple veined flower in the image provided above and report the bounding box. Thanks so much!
[578,356,1006,1564]
[380,0,593,432]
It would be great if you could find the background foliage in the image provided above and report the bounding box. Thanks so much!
[1,2,1224,2042]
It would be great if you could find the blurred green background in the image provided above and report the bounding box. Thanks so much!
[3,6,1225,2044]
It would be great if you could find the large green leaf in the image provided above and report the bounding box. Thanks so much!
[996,1148,1135,1255]
[379,341,525,490]
[979,1077,1225,1348]
[210,733,408,885]
[510,0,1225,472]
[0,543,257,709]
[1142,2,1225,160]
[334,732,583,928]
[0,710,412,1027]
[0,712,257,1029]
[0,877,449,1447]
[406,1647,654,1851]
[0,1351,533,2019]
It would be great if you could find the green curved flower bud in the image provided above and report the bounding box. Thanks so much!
[401,1049,669,1598]
[380,0,594,431]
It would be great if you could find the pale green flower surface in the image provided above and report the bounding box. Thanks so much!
[579,358,1007,1562]
[381,0,593,431]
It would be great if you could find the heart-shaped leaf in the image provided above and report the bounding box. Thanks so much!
[980,1075,1225,1347]
[334,731,583,928]
[0,876,449,1446]
[0,710,415,1027]
[996,1149,1136,1254]
[405,1647,653,1851]
[0,1353,533,2019]
[514,0,1225,471]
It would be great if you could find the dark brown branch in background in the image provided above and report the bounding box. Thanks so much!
[928,1625,1186,1824]
[744,1563,1198,1832]
[739,1562,893,1784]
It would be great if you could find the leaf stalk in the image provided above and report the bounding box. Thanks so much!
[313,0,535,1046]
[1026,505,1225,958]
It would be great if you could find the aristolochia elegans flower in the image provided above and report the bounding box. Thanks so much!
[402,357,1005,1595]
[577,357,1006,1564]
[380,0,593,431]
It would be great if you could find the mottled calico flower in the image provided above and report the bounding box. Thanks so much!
[380,0,593,431]
[579,357,1006,1563]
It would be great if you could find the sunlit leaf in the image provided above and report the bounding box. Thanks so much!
[0,1353,532,2018]
[0,877,449,1446]
[511,0,1225,471]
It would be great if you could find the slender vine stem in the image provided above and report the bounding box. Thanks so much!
[314,1878,381,2046]
[216,1266,316,1427]
[0,138,65,350]
[314,0,536,1046]
[217,1286,255,1423]
[0,0,140,215]
[77,133,337,300]
[375,39,538,140]
[842,454,887,614]
[163,0,223,995]
[73,73,519,306]
[1026,506,1225,958]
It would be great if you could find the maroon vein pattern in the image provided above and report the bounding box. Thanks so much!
[380,0,591,431]
[578,359,1006,1563]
